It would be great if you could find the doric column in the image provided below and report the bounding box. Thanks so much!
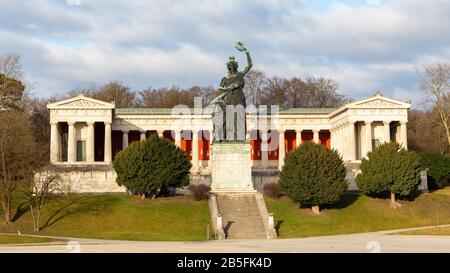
[363,120,372,157]
[192,130,199,171]
[347,122,356,161]
[67,121,76,163]
[296,129,302,147]
[104,122,112,163]
[395,125,401,143]
[400,121,408,149]
[86,122,95,163]
[50,122,60,163]
[175,130,182,147]
[313,129,320,144]
[336,127,341,155]
[278,130,285,170]
[383,121,391,143]
[122,130,129,150]
[140,131,146,141]
[330,128,335,151]
[157,130,164,138]
[356,122,362,160]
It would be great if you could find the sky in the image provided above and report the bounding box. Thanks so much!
[1,0,449,107]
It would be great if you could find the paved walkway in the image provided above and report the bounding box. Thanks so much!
[1,225,450,253]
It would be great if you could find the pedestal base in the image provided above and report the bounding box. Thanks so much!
[210,142,256,193]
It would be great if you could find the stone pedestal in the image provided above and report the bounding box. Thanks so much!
[210,142,256,193]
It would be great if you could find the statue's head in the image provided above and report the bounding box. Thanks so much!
[226,56,238,74]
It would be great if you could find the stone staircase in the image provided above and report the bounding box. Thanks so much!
[216,194,267,239]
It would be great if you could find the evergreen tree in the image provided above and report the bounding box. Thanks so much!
[279,142,348,215]
[356,142,421,209]
[419,152,450,189]
[113,135,192,199]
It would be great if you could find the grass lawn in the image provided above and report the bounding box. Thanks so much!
[391,226,450,236]
[1,188,449,241]
[266,188,450,238]
[0,234,55,244]
[0,194,210,241]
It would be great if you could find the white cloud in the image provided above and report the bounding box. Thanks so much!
[366,0,381,7]
[0,0,449,107]
[66,0,81,6]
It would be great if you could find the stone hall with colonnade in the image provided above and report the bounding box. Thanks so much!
[43,91,410,193]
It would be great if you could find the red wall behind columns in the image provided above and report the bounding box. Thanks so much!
[285,131,296,152]
[198,130,210,160]
[181,130,192,160]
[163,131,175,143]
[268,130,279,160]
[301,130,313,143]
[250,130,261,160]
[319,131,331,149]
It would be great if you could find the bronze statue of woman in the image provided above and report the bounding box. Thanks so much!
[211,42,253,142]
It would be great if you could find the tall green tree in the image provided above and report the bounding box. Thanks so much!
[419,152,450,189]
[113,136,192,199]
[279,142,348,215]
[356,142,421,209]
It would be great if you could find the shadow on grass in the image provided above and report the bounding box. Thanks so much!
[40,195,118,230]
[12,201,30,222]
[327,194,360,209]
[364,190,422,202]
[299,194,360,211]
[275,220,284,235]
[40,201,75,230]
[402,190,423,201]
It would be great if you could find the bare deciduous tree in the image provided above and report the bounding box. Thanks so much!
[284,77,312,107]
[0,110,41,224]
[139,85,219,108]
[420,63,450,150]
[69,81,136,108]
[244,69,268,106]
[259,76,287,106]
[408,109,450,154]
[23,174,59,231]
[92,81,136,108]
[257,75,347,108]
[306,77,349,107]
[24,96,52,161]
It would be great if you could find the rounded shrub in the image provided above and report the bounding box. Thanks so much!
[113,135,192,199]
[419,152,450,189]
[356,142,421,208]
[188,184,211,201]
[263,182,281,199]
[279,142,348,215]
